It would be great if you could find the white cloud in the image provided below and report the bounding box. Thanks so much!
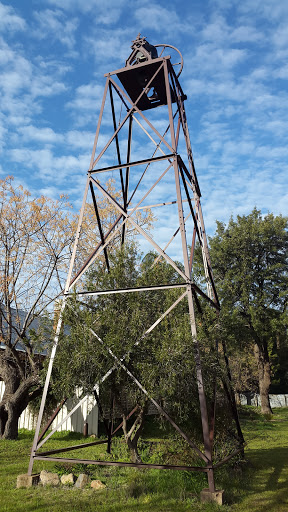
[17,125,96,152]
[260,119,288,137]
[0,36,68,129]
[213,0,288,23]
[46,0,127,23]
[186,44,246,75]
[9,147,89,183]
[201,14,262,45]
[230,25,262,43]
[274,64,288,79]
[18,125,63,144]
[255,145,288,159]
[0,42,32,93]
[273,24,288,48]
[66,83,103,111]
[237,0,288,22]
[30,77,67,98]
[134,5,181,32]
[36,57,72,76]
[65,82,106,127]
[83,28,133,70]
[32,9,78,49]
[0,3,26,32]
[250,67,269,81]
[201,14,228,43]
[66,130,95,150]
[0,116,7,152]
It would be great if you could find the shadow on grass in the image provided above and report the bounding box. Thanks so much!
[251,446,288,511]
[17,430,35,441]
[220,446,288,510]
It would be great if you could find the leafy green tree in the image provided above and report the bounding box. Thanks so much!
[53,244,241,463]
[208,209,288,414]
[53,244,192,462]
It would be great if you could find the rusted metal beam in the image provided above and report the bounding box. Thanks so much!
[122,115,133,244]
[179,164,202,245]
[127,198,190,211]
[108,81,125,198]
[112,406,138,436]
[69,158,174,290]
[213,446,246,469]
[34,456,209,472]
[37,439,109,457]
[93,388,110,437]
[37,398,67,443]
[89,181,110,271]
[104,55,170,77]
[108,75,174,154]
[92,62,168,169]
[90,175,189,282]
[86,323,209,463]
[89,153,174,174]
[191,283,220,311]
[34,292,188,452]
[65,283,187,297]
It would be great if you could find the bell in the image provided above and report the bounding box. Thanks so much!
[118,35,175,111]
[126,34,158,68]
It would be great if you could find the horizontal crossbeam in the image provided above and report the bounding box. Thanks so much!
[64,283,187,297]
[89,154,174,174]
[38,439,109,457]
[127,198,191,211]
[34,456,209,472]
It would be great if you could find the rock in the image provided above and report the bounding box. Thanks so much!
[91,479,106,490]
[74,473,89,489]
[40,470,60,487]
[17,474,40,488]
[61,473,75,485]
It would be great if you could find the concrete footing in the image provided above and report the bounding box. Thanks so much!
[200,488,224,505]
[17,474,40,488]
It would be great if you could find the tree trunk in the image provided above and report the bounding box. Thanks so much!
[0,402,21,439]
[254,343,272,415]
[0,372,42,439]
[121,402,147,463]
[0,404,8,436]
[127,436,142,463]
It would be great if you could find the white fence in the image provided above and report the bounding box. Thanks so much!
[240,393,288,408]
[0,381,98,436]
[2,380,288,436]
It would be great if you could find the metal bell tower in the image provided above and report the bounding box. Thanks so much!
[28,34,244,498]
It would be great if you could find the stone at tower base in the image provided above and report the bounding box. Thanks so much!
[17,474,40,488]
[200,488,224,505]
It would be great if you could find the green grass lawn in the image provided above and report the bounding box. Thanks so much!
[0,407,288,511]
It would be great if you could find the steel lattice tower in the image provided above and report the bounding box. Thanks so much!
[28,35,244,497]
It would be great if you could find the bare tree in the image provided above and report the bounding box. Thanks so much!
[0,176,154,439]
[0,176,75,439]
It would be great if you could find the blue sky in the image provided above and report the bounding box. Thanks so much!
[1,0,288,242]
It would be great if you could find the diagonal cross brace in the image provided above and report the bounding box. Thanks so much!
[68,160,174,291]
[92,62,173,170]
[90,175,189,282]
[108,75,174,155]
[85,327,208,462]
[36,291,188,450]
